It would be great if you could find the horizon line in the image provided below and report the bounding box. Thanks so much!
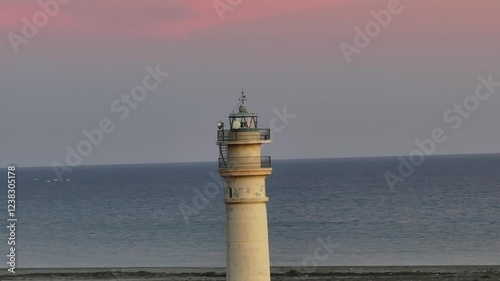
[5,152,500,169]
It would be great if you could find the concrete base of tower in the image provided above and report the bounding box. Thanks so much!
[226,202,271,281]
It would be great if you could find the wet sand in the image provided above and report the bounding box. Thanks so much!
[1,266,499,280]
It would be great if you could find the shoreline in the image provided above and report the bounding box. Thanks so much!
[2,266,499,280]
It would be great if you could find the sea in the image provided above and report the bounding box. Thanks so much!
[1,154,499,268]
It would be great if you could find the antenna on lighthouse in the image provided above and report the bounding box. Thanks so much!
[239,89,247,105]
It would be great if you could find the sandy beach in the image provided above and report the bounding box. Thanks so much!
[1,266,499,280]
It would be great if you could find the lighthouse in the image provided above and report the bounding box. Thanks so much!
[216,91,272,281]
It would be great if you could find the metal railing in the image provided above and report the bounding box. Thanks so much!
[217,129,271,142]
[218,156,272,169]
[259,129,271,140]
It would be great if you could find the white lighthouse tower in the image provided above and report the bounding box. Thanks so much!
[216,91,272,281]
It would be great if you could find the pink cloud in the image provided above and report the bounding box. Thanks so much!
[158,0,343,37]
[1,0,342,38]
[0,5,39,30]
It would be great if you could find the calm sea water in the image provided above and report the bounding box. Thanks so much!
[1,155,499,268]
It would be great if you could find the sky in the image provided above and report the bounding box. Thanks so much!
[1,0,500,167]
